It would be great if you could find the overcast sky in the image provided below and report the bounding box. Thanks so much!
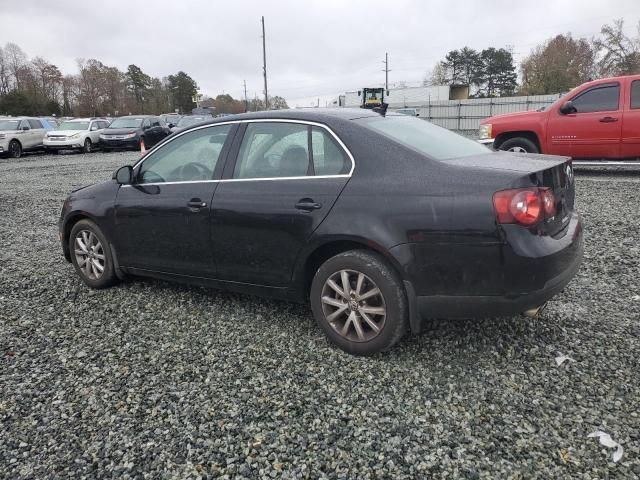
[0,0,638,107]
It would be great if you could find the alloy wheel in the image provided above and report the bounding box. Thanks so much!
[74,230,105,280]
[508,146,527,153]
[9,141,21,158]
[84,139,91,153]
[320,269,386,342]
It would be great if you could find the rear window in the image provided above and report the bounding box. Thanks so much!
[361,116,489,160]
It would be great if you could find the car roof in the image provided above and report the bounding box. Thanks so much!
[196,108,396,127]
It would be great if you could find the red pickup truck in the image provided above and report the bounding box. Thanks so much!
[478,74,640,159]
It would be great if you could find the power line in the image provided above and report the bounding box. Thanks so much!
[261,16,269,110]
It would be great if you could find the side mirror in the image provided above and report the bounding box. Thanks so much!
[559,101,577,115]
[113,165,133,185]
[168,123,175,128]
[21,126,29,131]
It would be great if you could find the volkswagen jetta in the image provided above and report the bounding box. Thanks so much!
[59,109,583,355]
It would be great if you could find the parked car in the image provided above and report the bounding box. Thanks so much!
[99,115,170,151]
[479,74,640,159]
[171,114,213,132]
[160,113,182,128]
[0,117,47,158]
[59,109,583,355]
[44,118,109,153]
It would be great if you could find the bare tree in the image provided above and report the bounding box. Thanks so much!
[593,19,640,76]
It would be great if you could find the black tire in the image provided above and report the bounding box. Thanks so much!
[102,148,111,153]
[310,250,408,355]
[69,219,118,289]
[498,137,539,154]
[82,138,92,153]
[8,140,22,159]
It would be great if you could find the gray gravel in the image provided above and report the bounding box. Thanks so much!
[1,151,639,479]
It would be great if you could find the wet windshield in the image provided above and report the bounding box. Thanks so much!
[0,119,20,131]
[362,115,489,160]
[109,117,143,128]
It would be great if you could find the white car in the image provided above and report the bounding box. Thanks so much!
[0,117,47,158]
[44,118,110,153]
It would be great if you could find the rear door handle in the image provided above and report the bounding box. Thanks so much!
[599,116,618,123]
[295,199,322,211]
[187,199,207,209]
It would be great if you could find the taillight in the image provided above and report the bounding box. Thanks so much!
[493,188,555,226]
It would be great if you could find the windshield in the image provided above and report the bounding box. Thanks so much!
[164,115,180,123]
[59,121,89,130]
[361,116,490,160]
[177,116,208,127]
[0,119,20,131]
[109,117,143,129]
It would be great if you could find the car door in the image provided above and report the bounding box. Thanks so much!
[114,123,235,277]
[546,82,622,159]
[28,119,45,147]
[621,79,640,158]
[88,121,101,143]
[210,120,353,287]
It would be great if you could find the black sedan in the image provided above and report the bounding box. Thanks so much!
[60,109,583,355]
[99,115,170,151]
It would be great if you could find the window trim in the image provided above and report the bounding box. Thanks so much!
[568,82,620,114]
[127,119,355,186]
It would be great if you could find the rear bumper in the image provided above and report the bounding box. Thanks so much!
[393,213,583,327]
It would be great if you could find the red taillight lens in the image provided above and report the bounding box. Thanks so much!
[493,187,555,226]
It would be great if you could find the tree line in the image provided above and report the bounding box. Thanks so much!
[425,18,640,97]
[0,44,288,117]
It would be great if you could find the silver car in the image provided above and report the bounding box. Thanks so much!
[0,117,47,158]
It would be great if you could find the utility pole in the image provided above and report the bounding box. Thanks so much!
[382,52,391,90]
[261,16,269,110]
[243,80,248,112]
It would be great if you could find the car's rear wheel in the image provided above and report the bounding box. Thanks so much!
[499,137,539,154]
[310,250,408,355]
[69,219,118,289]
[82,138,92,153]
[8,140,22,158]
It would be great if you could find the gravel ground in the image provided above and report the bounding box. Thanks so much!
[1,151,639,479]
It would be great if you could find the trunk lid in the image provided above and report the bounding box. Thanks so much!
[443,152,575,236]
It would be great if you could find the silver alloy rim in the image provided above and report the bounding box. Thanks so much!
[84,139,91,152]
[74,230,105,280]
[320,269,386,342]
[10,142,20,157]
[508,146,527,153]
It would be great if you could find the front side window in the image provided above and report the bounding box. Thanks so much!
[361,116,489,161]
[137,124,231,184]
[28,119,42,129]
[571,84,619,113]
[234,123,310,179]
[631,80,640,109]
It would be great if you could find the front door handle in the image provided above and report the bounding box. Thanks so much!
[187,199,207,210]
[599,116,618,123]
[295,199,322,211]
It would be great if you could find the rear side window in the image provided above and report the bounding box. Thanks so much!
[631,81,640,109]
[234,123,310,179]
[311,127,350,175]
[28,119,42,129]
[571,84,619,113]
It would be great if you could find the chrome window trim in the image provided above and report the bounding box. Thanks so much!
[129,118,355,185]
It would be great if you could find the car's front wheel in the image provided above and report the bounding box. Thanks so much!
[69,219,118,289]
[82,138,92,153]
[310,250,408,355]
[499,137,539,154]
[8,140,22,158]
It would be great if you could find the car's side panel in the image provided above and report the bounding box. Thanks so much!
[621,79,640,158]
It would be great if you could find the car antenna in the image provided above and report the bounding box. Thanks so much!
[372,102,388,116]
